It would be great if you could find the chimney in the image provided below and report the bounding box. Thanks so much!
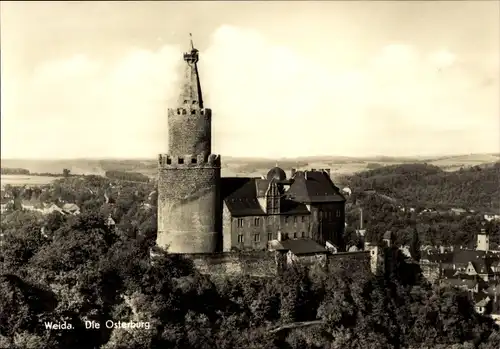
[291,168,296,177]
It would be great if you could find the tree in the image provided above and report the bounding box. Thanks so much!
[410,227,421,261]
[62,169,71,178]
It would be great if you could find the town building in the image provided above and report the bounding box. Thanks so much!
[420,229,500,319]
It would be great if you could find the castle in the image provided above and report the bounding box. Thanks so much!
[156,38,347,256]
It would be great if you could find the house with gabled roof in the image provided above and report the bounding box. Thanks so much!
[221,167,346,252]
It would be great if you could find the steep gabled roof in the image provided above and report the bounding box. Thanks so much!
[221,177,265,217]
[285,171,345,203]
[222,177,311,217]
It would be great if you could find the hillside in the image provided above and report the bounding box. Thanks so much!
[340,162,500,212]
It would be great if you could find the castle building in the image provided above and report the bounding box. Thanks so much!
[157,38,346,254]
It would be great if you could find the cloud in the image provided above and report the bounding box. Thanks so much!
[1,25,499,159]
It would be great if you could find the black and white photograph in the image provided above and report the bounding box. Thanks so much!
[1,1,499,348]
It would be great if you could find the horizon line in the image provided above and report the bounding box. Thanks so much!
[1,152,499,162]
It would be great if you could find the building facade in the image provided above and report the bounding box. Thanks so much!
[157,39,346,254]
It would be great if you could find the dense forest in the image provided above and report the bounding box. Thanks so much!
[1,168,31,175]
[105,170,151,183]
[340,163,500,248]
[1,176,500,348]
[340,162,500,212]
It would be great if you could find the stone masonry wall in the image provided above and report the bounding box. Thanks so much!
[157,163,221,254]
[185,251,279,277]
[168,108,212,156]
[183,250,370,278]
[327,251,371,274]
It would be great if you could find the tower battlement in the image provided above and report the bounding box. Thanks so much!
[158,153,221,168]
[168,107,211,117]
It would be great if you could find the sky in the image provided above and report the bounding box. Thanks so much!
[1,1,499,159]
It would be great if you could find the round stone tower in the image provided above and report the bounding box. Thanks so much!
[157,36,221,254]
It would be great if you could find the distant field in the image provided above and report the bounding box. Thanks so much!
[0,175,60,187]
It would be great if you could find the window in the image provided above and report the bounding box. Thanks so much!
[178,158,184,164]
[254,217,260,226]
[238,234,244,243]
[319,211,323,219]
[254,233,261,242]
[284,233,289,240]
[301,216,305,222]
[267,233,273,241]
[191,110,196,115]
[336,210,341,217]
[293,216,297,223]
[191,158,197,164]
[284,216,289,223]
[293,232,297,239]
[301,231,305,238]
[237,219,244,227]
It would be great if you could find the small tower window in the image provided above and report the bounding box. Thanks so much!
[191,158,197,164]
[237,219,244,227]
[238,234,244,243]
[254,233,261,242]
[182,109,187,115]
[166,158,172,165]
[191,110,196,115]
[254,217,260,226]
[267,233,273,241]
[178,158,184,164]
[177,109,181,115]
